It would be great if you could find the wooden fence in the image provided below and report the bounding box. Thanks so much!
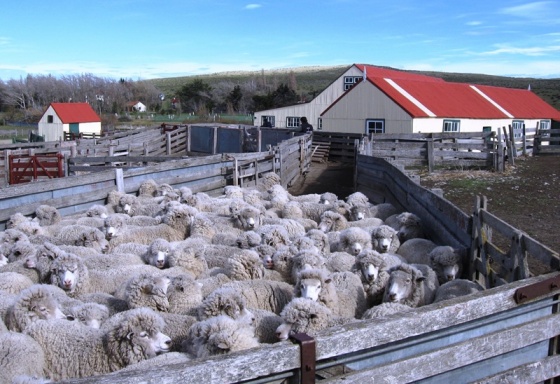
[359,131,504,172]
[534,128,560,155]
[48,153,560,384]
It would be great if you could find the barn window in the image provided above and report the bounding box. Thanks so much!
[512,120,524,139]
[286,117,300,128]
[343,76,363,91]
[47,115,54,123]
[443,120,460,132]
[261,116,275,127]
[539,120,550,137]
[366,119,385,135]
[317,118,323,131]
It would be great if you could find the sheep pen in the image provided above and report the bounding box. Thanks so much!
[0,139,559,384]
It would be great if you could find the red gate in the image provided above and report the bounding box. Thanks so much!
[8,153,65,185]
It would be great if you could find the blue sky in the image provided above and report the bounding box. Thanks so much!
[1,0,560,81]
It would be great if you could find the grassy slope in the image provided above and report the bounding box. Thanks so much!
[143,64,560,111]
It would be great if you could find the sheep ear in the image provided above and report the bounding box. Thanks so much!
[416,276,427,283]
[66,315,75,321]
[309,313,318,319]
[142,284,155,294]
[126,332,134,340]
[217,342,229,350]
[324,278,332,284]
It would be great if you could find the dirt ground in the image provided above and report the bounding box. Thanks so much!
[288,156,560,255]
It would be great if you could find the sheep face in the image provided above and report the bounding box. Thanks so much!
[360,262,380,283]
[147,239,171,269]
[69,303,109,329]
[79,229,109,253]
[429,246,463,284]
[53,262,80,293]
[276,298,333,340]
[318,212,346,233]
[27,293,68,322]
[349,205,367,221]
[384,269,425,304]
[237,207,262,231]
[371,226,399,253]
[296,276,323,301]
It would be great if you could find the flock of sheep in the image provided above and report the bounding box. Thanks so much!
[0,172,485,382]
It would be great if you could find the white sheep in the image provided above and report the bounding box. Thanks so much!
[345,191,370,207]
[324,251,356,273]
[117,273,171,312]
[167,274,203,315]
[6,212,33,229]
[290,249,327,284]
[349,202,399,222]
[275,298,351,341]
[383,263,439,307]
[371,224,401,254]
[305,228,331,255]
[197,286,255,324]
[5,284,69,332]
[396,238,438,261]
[361,302,412,320]
[257,224,292,248]
[34,204,62,226]
[54,225,108,253]
[336,226,372,255]
[167,240,209,278]
[0,331,47,384]
[24,307,172,381]
[184,315,260,358]
[427,246,466,284]
[221,279,295,315]
[352,249,405,306]
[0,271,34,294]
[319,192,339,205]
[434,279,484,303]
[318,210,382,233]
[386,211,426,242]
[67,302,110,329]
[226,249,266,281]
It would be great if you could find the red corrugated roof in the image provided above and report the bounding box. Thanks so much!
[475,85,560,119]
[50,103,101,123]
[348,64,560,119]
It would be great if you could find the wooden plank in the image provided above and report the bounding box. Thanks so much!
[471,355,560,384]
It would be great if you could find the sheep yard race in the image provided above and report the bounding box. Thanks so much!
[0,128,560,383]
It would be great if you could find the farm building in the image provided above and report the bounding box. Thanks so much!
[254,64,560,135]
[38,102,101,141]
[125,100,147,112]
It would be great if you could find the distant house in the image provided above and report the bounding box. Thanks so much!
[126,101,147,113]
[38,103,102,141]
[254,64,560,135]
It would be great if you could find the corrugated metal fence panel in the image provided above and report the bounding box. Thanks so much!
[260,129,295,151]
[190,125,214,153]
[217,127,242,153]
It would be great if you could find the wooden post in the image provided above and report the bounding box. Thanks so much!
[166,132,172,155]
[522,123,527,156]
[233,158,239,187]
[187,125,191,153]
[427,138,434,173]
[497,129,504,172]
[258,129,262,153]
[213,127,218,155]
[115,168,125,193]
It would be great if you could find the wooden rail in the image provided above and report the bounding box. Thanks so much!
[534,128,560,155]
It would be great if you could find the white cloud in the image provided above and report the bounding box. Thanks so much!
[500,1,559,21]
[244,4,261,10]
[479,44,560,56]
[466,21,482,26]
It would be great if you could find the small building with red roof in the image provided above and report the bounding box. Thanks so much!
[254,64,560,136]
[38,102,102,142]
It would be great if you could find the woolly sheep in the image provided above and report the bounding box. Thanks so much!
[197,286,255,324]
[352,249,405,306]
[157,312,198,351]
[167,274,203,315]
[233,205,263,231]
[6,212,32,229]
[54,225,108,253]
[6,241,37,263]
[257,224,292,248]
[290,250,326,284]
[22,241,66,283]
[283,201,331,223]
[250,308,284,343]
[116,193,163,217]
[24,307,172,381]
[184,315,260,358]
[275,298,350,341]
[305,228,331,255]
[145,238,173,269]
[166,241,208,278]
[0,331,47,384]
[318,210,382,233]
[371,224,401,254]
[0,271,34,294]
[226,249,266,281]
[0,259,41,284]
[434,279,484,303]
[337,226,372,255]
[67,302,110,329]
[1,228,30,245]
[34,204,62,226]
[78,292,129,316]
[346,191,370,207]
[361,302,412,320]
[85,204,109,219]
[235,230,262,249]
[386,211,426,242]
[349,202,399,222]
[221,279,295,315]
[382,263,439,307]
[118,273,171,312]
[324,251,356,273]
[427,246,466,284]
[397,238,438,262]
[319,192,339,205]
[5,284,69,332]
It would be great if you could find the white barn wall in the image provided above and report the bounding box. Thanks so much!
[65,122,101,136]
[254,66,360,128]
[321,81,413,134]
[412,118,513,134]
[38,105,63,142]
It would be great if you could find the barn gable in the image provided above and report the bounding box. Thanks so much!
[38,103,101,142]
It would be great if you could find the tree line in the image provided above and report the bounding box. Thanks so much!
[0,70,317,123]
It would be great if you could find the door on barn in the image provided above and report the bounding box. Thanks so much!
[69,123,79,134]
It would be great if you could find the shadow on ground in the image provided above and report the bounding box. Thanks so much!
[288,161,355,199]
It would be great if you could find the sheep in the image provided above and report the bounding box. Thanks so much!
[166,241,209,278]
[6,241,36,264]
[235,230,262,249]
[184,315,260,358]
[67,302,110,329]
[250,308,284,343]
[221,279,295,315]
[158,312,198,351]
[257,171,281,193]
[434,279,484,303]
[318,210,382,233]
[118,273,171,312]
[85,204,110,219]
[371,224,401,254]
[319,192,339,205]
[116,193,163,217]
[0,259,41,284]
[352,249,405,306]
[349,202,399,222]
[5,284,69,332]
[346,191,370,207]
[137,179,159,197]
[275,298,351,341]
[361,302,412,320]
[197,286,255,324]
[0,271,34,294]
[78,292,129,316]
[290,250,327,284]
[324,251,356,273]
[144,238,173,269]
[382,263,439,308]
[1,228,30,245]
[106,205,194,250]
[6,212,33,229]
[427,246,466,284]
[294,268,367,319]
[21,241,66,283]
[233,205,263,231]
[336,226,372,255]
[305,228,331,255]
[257,224,292,248]
[0,332,47,384]
[386,211,426,242]
[82,252,146,272]
[226,249,266,281]
[24,307,172,381]
[397,238,438,262]
[167,274,203,315]
[54,225,108,253]
[283,201,331,223]
[34,204,62,226]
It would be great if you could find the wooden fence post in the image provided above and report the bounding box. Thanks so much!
[186,125,191,153]
[522,123,527,156]
[115,168,124,193]
[427,138,434,173]
[166,132,172,155]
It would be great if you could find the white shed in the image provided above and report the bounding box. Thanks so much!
[38,102,102,141]
[126,101,147,113]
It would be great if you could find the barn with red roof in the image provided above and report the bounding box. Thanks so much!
[38,102,101,142]
[254,64,560,136]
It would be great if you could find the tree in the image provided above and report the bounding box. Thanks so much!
[226,85,243,113]
[272,83,298,108]
[176,79,213,113]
